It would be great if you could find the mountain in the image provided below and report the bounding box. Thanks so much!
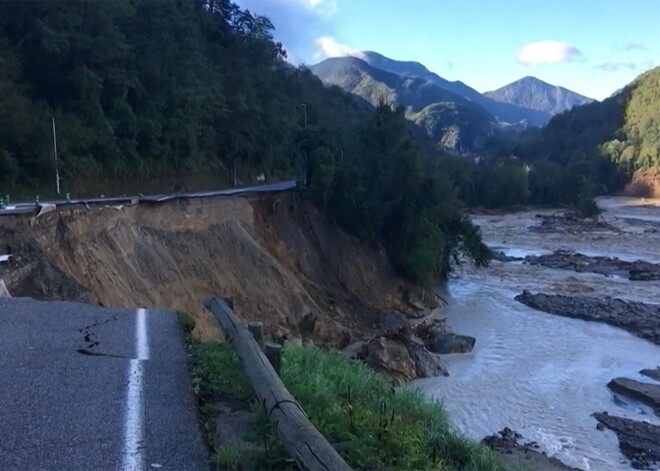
[353,51,550,126]
[485,76,594,115]
[515,66,660,196]
[310,56,498,154]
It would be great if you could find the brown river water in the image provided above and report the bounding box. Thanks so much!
[414,197,660,471]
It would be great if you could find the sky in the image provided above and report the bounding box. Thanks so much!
[233,0,659,100]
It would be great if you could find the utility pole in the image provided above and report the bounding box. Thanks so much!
[300,103,308,185]
[301,103,307,130]
[52,116,60,195]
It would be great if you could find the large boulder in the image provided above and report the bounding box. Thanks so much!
[594,412,660,470]
[607,378,660,416]
[640,367,660,382]
[428,334,476,354]
[416,318,476,354]
[363,336,418,382]
[361,332,450,382]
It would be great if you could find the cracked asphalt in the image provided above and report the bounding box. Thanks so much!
[0,297,207,470]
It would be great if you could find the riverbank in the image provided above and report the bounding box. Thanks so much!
[189,336,527,470]
[415,196,660,471]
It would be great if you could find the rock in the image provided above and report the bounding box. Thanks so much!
[341,341,365,359]
[428,333,476,354]
[405,335,450,378]
[640,367,660,382]
[529,213,616,234]
[363,336,418,382]
[523,249,660,280]
[594,412,660,470]
[361,329,450,381]
[515,291,660,345]
[597,422,606,431]
[607,378,660,416]
[491,251,522,262]
[482,428,581,471]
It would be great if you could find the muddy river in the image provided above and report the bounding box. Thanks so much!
[415,197,660,470]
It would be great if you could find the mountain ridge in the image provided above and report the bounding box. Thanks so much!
[349,51,551,126]
[310,56,499,154]
[485,76,594,115]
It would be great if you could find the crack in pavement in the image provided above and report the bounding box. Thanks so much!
[77,315,120,358]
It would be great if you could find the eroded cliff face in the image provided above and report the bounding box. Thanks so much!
[0,191,429,349]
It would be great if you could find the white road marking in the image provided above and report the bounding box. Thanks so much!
[122,308,150,470]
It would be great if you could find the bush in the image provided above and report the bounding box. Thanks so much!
[191,341,520,470]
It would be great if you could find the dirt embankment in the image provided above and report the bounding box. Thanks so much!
[0,192,434,352]
[624,168,660,198]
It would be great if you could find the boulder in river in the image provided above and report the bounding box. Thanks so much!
[358,322,450,382]
[515,290,660,346]
[607,378,660,416]
[482,428,582,471]
[640,367,660,382]
[427,333,476,354]
[522,249,660,281]
[594,412,660,470]
[415,318,477,354]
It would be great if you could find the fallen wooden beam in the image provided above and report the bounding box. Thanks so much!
[204,297,353,471]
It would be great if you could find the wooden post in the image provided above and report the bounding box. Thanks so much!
[204,297,352,471]
[248,321,264,349]
[264,342,282,374]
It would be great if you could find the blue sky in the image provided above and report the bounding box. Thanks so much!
[235,0,659,100]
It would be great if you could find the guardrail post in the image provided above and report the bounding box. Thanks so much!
[265,342,282,374]
[248,321,264,349]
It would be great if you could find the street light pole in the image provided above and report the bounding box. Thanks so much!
[52,116,60,195]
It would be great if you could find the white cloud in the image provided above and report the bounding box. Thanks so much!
[313,36,356,60]
[516,41,585,66]
[298,0,337,17]
[595,61,637,72]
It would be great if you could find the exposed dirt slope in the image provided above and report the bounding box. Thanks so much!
[0,191,425,347]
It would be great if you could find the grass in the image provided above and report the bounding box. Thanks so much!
[189,339,527,471]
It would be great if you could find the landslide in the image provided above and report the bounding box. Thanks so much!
[0,191,426,347]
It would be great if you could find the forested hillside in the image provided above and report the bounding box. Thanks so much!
[514,66,660,194]
[0,0,489,282]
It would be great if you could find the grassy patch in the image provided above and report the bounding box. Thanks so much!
[190,341,253,401]
[189,339,524,471]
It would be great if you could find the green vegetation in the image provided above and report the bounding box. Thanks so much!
[191,340,524,471]
[468,66,660,209]
[0,0,488,282]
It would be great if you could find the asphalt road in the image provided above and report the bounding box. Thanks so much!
[0,180,298,216]
[0,297,207,470]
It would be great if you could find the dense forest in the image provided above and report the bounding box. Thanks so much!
[0,0,489,283]
[465,66,660,208]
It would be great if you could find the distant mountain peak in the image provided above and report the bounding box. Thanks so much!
[485,77,593,115]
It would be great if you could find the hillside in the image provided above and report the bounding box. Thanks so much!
[354,51,551,126]
[485,76,594,115]
[513,66,660,197]
[0,0,490,286]
[310,56,498,153]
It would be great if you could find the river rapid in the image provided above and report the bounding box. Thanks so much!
[414,197,660,471]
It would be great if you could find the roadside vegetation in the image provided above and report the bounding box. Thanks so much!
[190,338,526,471]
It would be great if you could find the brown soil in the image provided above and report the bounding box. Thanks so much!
[0,191,424,348]
[623,169,660,198]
